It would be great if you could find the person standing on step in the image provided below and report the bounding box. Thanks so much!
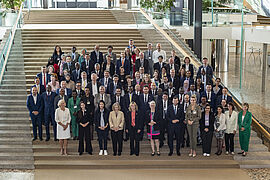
[27,87,43,141]
[77,101,92,155]
[55,99,71,155]
[109,102,125,156]
[95,100,110,156]
[214,105,226,156]
[238,103,252,157]
[41,85,57,141]
[68,90,80,140]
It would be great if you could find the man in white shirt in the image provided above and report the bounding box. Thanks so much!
[81,71,88,91]
[153,43,166,63]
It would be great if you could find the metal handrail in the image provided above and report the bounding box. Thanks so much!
[139,8,270,148]
[0,4,23,85]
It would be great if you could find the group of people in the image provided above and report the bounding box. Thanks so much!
[27,40,252,157]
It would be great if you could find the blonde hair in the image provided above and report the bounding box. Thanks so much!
[112,102,121,111]
[58,99,66,107]
[149,100,156,107]
[129,101,138,111]
[191,94,197,102]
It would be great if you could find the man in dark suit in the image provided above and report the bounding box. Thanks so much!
[107,74,122,95]
[123,86,139,112]
[116,52,130,76]
[36,66,51,88]
[56,81,72,98]
[181,70,194,88]
[159,76,170,92]
[182,94,190,148]
[71,62,82,82]
[168,69,180,92]
[71,46,79,62]
[99,70,112,93]
[54,88,68,110]
[27,87,43,141]
[62,55,75,74]
[201,84,216,112]
[197,57,213,78]
[111,87,124,110]
[156,92,171,147]
[135,52,149,74]
[75,81,85,98]
[81,53,94,78]
[182,57,194,78]
[153,55,166,76]
[171,49,181,68]
[166,56,179,75]
[216,87,232,105]
[167,96,185,156]
[32,77,46,95]
[144,43,154,77]
[104,45,117,65]
[90,45,104,65]
[41,85,57,141]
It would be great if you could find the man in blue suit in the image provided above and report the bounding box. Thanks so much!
[116,52,130,76]
[216,87,232,105]
[36,66,51,87]
[167,96,185,156]
[56,80,72,98]
[27,87,43,141]
[41,85,57,141]
[90,45,104,65]
[197,57,213,78]
[201,84,216,112]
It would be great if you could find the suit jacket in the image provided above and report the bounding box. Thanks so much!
[126,111,143,131]
[71,52,80,62]
[67,97,81,118]
[167,104,185,126]
[135,58,149,73]
[90,50,104,65]
[146,110,161,132]
[86,81,101,96]
[56,88,72,98]
[168,76,180,91]
[174,56,181,67]
[107,81,122,95]
[99,77,112,93]
[36,73,51,86]
[166,63,179,75]
[111,95,124,110]
[81,59,95,77]
[182,63,194,78]
[54,94,68,110]
[187,91,200,103]
[32,84,46,95]
[153,62,166,75]
[116,58,130,75]
[109,111,125,130]
[102,62,115,77]
[180,77,194,88]
[62,61,75,74]
[104,52,117,65]
[76,109,92,126]
[41,91,56,115]
[94,93,111,110]
[197,65,213,78]
[138,93,154,112]
[156,99,171,120]
[27,94,43,118]
[238,110,252,132]
[216,94,232,105]
[76,89,85,98]
[200,91,216,111]
[94,108,110,130]
[71,69,82,82]
[81,95,95,119]
[200,112,215,132]
[123,93,139,111]
[144,50,154,76]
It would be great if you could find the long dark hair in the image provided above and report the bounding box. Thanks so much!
[53,45,62,55]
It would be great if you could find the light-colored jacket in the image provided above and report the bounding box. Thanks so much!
[109,111,125,130]
[185,104,202,125]
[214,113,226,131]
[225,110,238,134]
[55,108,71,125]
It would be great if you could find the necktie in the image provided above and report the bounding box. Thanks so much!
[144,94,147,103]
[37,85,39,93]
[105,78,108,87]
[43,74,46,87]
[122,59,124,66]
[208,92,210,100]
[129,94,132,103]
[149,51,151,57]
[174,106,177,115]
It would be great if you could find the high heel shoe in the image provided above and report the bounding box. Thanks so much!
[189,153,193,157]
[157,151,160,156]
[151,152,155,156]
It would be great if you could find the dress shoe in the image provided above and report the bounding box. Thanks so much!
[113,153,117,156]
[157,151,160,156]
[238,152,244,154]
[135,154,139,156]
[73,137,77,140]
[88,152,92,155]
[151,152,155,156]
[186,144,190,147]
[177,151,181,156]
[79,152,83,156]
[130,152,134,156]
[107,137,111,141]
[168,152,173,156]
[39,138,43,141]
[181,144,185,148]
[32,138,37,141]
[123,138,128,142]
[118,152,121,156]
[54,138,58,141]
[104,150,108,156]
[45,138,50,142]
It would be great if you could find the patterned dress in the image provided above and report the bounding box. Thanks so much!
[214,115,225,139]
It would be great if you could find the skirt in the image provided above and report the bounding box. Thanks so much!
[57,123,71,139]
[147,126,160,140]
[214,130,225,139]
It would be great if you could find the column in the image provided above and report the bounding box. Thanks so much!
[193,0,202,60]
[216,39,229,72]
[262,43,268,92]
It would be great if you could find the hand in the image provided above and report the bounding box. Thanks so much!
[73,112,77,116]
[241,127,245,131]
[137,129,141,133]
[188,120,193,125]
[233,130,236,134]
[204,128,208,132]
[183,121,187,124]
[32,111,38,115]
[63,124,68,130]
[126,129,128,133]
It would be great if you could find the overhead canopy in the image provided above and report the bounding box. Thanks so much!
[245,0,270,17]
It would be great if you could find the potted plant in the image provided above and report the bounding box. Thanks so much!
[0,0,23,26]
[140,0,175,26]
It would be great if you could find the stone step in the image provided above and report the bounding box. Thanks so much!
[0,160,34,170]
[0,89,27,95]
[1,80,26,85]
[0,100,26,106]
[0,95,26,100]
[0,111,29,118]
[234,152,270,161]
[0,124,30,130]
[239,160,270,169]
[0,84,27,89]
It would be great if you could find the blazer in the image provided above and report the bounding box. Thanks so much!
[80,95,95,118]
[185,104,202,126]
[67,97,81,118]
[126,111,143,131]
[27,94,43,118]
[76,109,91,126]
[94,93,111,110]
[94,108,110,130]
[187,91,200,103]
[166,63,179,75]
[71,69,82,82]
[135,58,149,73]
[168,76,180,91]
[56,88,72,98]
[200,91,216,111]
[214,113,226,131]
[70,52,80,62]
[54,94,68,110]
[146,110,161,132]
[86,81,101,96]
[109,111,125,130]
[123,93,139,111]
[91,50,104,65]
[167,104,185,126]
[200,112,215,132]
[174,56,181,67]
[81,59,94,76]
[180,77,194,88]
[238,110,252,132]
[153,62,166,75]
[111,95,124,110]
[102,62,115,77]
[41,91,56,115]
[107,81,122,95]
[62,61,75,74]
[138,93,154,111]
[182,63,194,78]
[216,94,233,105]
[36,73,51,86]
[197,65,213,78]
[31,84,46,95]
[116,58,130,75]
[156,99,171,120]
[104,52,117,65]
[225,110,238,134]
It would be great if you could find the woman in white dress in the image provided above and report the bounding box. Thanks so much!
[55,99,71,155]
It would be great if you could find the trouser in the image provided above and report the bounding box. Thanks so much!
[78,125,92,153]
[239,129,250,152]
[187,124,199,150]
[182,124,190,146]
[197,127,202,144]
[31,115,42,139]
[44,113,56,140]
[225,133,235,152]
[129,127,140,155]
[97,129,108,150]
[111,130,123,154]
[71,117,78,137]
[168,125,182,153]
[201,131,213,154]
[124,123,129,140]
[216,138,223,153]
[90,125,94,140]
[159,118,167,145]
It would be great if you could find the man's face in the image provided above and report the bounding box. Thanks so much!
[76,83,81,90]
[104,72,109,78]
[222,88,227,95]
[128,87,133,93]
[113,77,119,82]
[158,57,163,62]
[35,78,40,85]
[170,70,175,77]
[85,88,90,95]
[143,87,149,94]
[184,95,189,102]
[32,88,37,96]
[190,85,195,91]
[76,63,80,69]
[173,98,179,105]
[86,55,90,60]
[72,47,76,53]
[201,97,206,104]
[61,82,67,89]
[206,85,211,92]
[46,85,52,92]
[82,73,87,80]
[100,87,105,94]
[72,91,77,98]
[163,94,168,101]
[116,89,121,96]
[148,44,152,49]
[95,45,100,51]
[66,57,71,63]
[139,53,144,59]
[42,68,47,73]
[59,88,65,96]
[186,71,191,78]
[135,85,140,91]
[108,48,112,53]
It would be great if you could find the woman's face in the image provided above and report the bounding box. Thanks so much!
[162,68,166,73]
[80,103,85,109]
[114,105,119,111]
[60,102,66,108]
[180,69,185,75]
[99,102,104,109]
[243,105,248,112]
[130,104,135,111]
[66,76,70,81]
[154,72,158,78]
[82,49,86,55]
[217,107,222,114]
[190,98,196,104]
[228,104,233,111]
[205,106,210,113]
[56,46,60,52]
[49,67,53,73]
[150,103,155,109]
[144,76,149,82]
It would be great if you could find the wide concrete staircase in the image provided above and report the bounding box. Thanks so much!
[0,30,34,170]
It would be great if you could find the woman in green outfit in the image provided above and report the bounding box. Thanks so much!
[238,102,252,156]
[78,48,87,66]
[68,90,81,140]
